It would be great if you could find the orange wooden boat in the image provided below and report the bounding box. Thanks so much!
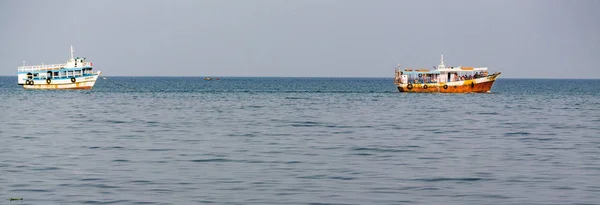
[394,54,501,93]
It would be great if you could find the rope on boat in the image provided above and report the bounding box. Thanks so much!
[101,77,138,91]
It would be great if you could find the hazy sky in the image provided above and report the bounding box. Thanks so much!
[1,0,599,78]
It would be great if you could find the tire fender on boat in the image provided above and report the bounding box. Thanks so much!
[407,83,413,90]
[471,81,475,88]
[443,84,448,89]
[71,77,76,83]
[418,74,422,78]
[423,84,428,89]
[46,79,51,84]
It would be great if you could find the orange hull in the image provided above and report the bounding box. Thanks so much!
[397,80,496,93]
[57,86,93,90]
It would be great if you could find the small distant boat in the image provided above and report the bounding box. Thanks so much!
[394,54,501,93]
[17,46,101,90]
[204,77,221,81]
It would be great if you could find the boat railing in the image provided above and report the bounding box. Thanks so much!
[18,62,93,72]
[18,64,67,72]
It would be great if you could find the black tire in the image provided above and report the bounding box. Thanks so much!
[423,84,428,89]
[443,84,448,89]
[30,80,34,85]
[418,74,422,78]
[71,77,76,83]
[407,84,413,90]
[25,80,29,85]
[46,79,51,84]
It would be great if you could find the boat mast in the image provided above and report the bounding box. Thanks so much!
[70,45,74,60]
[438,53,445,69]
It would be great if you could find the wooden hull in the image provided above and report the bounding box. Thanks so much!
[396,73,500,93]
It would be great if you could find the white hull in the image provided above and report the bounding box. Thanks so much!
[22,73,100,90]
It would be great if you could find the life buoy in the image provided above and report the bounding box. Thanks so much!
[71,77,76,83]
[407,83,413,90]
[443,84,448,89]
[423,84,428,89]
[418,74,422,78]
[46,79,51,84]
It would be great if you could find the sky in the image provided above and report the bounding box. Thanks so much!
[1,0,599,78]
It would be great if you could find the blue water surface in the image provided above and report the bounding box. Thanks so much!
[0,76,599,205]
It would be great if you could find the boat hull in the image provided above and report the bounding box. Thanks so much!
[396,73,500,93]
[22,74,100,90]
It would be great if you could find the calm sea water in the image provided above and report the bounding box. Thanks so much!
[0,76,599,205]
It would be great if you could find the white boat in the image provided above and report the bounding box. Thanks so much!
[17,46,101,90]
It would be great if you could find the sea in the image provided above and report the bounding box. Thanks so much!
[0,76,599,205]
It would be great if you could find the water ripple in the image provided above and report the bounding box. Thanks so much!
[504,131,531,136]
[413,177,490,182]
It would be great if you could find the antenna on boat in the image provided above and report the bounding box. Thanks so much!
[70,45,74,60]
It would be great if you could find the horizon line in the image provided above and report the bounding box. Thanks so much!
[1,75,599,80]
